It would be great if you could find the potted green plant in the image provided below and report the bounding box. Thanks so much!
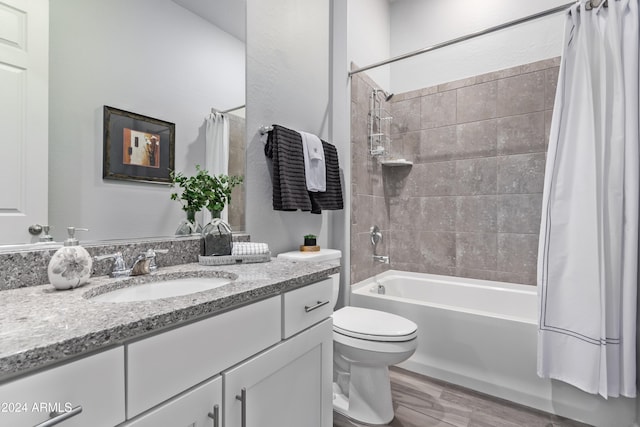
[169,165,243,236]
[304,234,317,247]
[199,170,244,217]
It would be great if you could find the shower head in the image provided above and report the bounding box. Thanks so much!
[373,88,394,102]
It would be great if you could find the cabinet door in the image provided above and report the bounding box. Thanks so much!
[124,376,222,427]
[0,347,125,427]
[224,319,332,427]
[127,295,281,417]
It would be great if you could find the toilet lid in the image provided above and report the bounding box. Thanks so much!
[332,307,417,342]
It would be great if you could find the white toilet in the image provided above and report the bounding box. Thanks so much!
[277,249,417,425]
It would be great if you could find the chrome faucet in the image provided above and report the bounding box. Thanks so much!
[129,248,169,276]
[94,252,129,278]
[370,225,391,264]
[94,248,168,277]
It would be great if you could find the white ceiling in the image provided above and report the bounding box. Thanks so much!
[172,0,246,42]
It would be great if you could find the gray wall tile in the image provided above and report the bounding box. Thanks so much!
[438,75,477,92]
[456,81,497,123]
[497,153,545,194]
[389,196,421,231]
[545,67,560,110]
[352,194,373,233]
[544,110,553,148]
[457,196,498,233]
[421,196,457,232]
[412,161,457,196]
[391,97,422,134]
[497,112,545,155]
[455,157,497,195]
[497,194,542,234]
[456,119,497,158]
[382,164,414,198]
[373,196,390,231]
[497,71,545,117]
[394,130,420,163]
[421,90,457,129]
[456,232,497,270]
[497,233,538,279]
[418,126,457,162]
[419,231,457,269]
[390,229,425,264]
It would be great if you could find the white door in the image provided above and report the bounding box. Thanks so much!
[224,319,333,427]
[0,0,48,244]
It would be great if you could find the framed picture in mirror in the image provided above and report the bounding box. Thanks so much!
[103,106,175,183]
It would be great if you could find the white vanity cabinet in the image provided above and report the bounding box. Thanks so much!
[0,347,125,427]
[224,319,333,427]
[125,277,333,427]
[125,296,282,418]
[123,376,222,427]
[0,276,334,427]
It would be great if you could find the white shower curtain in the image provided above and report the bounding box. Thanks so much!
[538,0,638,398]
[205,112,230,223]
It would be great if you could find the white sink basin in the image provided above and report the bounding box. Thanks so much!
[90,277,231,303]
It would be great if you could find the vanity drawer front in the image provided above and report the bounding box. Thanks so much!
[124,376,221,427]
[283,278,333,338]
[0,347,125,427]
[127,295,281,418]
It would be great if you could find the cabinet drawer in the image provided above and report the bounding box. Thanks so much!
[127,295,281,418]
[283,278,333,338]
[0,347,125,427]
[124,376,222,427]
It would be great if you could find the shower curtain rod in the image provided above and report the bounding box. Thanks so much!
[349,1,576,77]
[211,105,246,114]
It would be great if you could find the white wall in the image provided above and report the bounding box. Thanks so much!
[245,0,333,256]
[49,0,245,241]
[388,0,570,93]
[347,0,391,92]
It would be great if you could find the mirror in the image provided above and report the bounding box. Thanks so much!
[0,0,246,246]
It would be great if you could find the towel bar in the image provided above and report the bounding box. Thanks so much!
[259,125,273,134]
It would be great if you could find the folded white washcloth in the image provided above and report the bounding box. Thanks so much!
[299,131,326,192]
[231,242,270,256]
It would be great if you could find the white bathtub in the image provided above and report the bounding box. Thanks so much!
[351,271,638,427]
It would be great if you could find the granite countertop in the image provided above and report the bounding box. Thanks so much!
[0,258,340,383]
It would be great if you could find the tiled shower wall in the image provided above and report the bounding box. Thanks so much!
[350,58,560,285]
[228,114,246,231]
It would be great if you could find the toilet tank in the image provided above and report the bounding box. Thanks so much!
[277,249,342,308]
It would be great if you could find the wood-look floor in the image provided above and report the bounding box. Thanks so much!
[333,367,593,427]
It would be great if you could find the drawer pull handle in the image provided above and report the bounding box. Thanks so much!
[208,404,219,427]
[33,405,82,427]
[305,300,330,312]
[236,387,247,427]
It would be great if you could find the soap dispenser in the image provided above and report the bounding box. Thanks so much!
[47,227,93,290]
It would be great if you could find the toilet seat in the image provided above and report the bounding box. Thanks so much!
[332,306,417,342]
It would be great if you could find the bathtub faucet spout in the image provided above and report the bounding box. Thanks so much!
[373,255,390,264]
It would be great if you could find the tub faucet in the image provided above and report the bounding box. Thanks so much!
[373,255,390,263]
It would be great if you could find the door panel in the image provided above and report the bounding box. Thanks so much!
[0,0,48,244]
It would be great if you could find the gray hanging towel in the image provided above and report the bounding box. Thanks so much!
[309,141,343,214]
[264,124,344,214]
[265,124,312,212]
